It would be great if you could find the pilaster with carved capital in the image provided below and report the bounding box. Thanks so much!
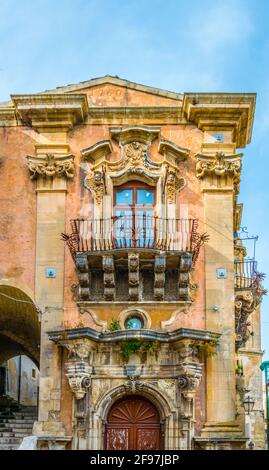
[27,153,75,180]
[196,151,242,193]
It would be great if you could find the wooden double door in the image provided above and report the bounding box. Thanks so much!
[105,396,162,450]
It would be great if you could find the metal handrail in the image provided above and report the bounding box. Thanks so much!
[234,260,258,289]
[63,216,202,259]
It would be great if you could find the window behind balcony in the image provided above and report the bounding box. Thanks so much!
[114,182,155,248]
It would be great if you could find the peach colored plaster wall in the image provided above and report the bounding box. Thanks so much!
[75,83,180,107]
[0,127,36,297]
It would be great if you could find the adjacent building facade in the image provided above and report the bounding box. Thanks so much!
[0,76,266,450]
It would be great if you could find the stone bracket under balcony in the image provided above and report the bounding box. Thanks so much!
[74,251,193,302]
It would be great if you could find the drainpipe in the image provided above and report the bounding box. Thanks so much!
[17,356,22,405]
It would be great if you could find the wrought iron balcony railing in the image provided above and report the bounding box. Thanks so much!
[62,216,204,264]
[234,260,258,289]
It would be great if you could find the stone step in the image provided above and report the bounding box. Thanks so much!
[0,418,36,424]
[0,444,20,450]
[0,437,22,444]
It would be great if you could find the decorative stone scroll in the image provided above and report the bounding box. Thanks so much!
[65,360,92,400]
[178,253,192,300]
[60,339,94,400]
[196,151,242,193]
[128,253,140,301]
[154,255,166,300]
[27,153,75,179]
[235,270,266,350]
[165,167,186,204]
[84,168,106,205]
[235,289,263,350]
[102,255,115,300]
[76,255,90,300]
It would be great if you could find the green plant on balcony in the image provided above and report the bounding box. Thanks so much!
[120,340,159,361]
[108,318,121,331]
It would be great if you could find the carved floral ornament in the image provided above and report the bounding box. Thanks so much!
[196,151,242,193]
[27,153,75,179]
[82,128,189,205]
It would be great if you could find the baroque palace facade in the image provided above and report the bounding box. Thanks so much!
[0,76,266,450]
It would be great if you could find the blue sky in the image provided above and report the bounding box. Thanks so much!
[0,0,268,359]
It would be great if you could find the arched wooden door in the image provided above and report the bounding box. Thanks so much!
[105,396,161,450]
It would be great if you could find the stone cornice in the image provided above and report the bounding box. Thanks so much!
[196,152,243,193]
[10,93,88,131]
[27,154,75,179]
[183,93,256,148]
[47,326,220,344]
[87,107,184,124]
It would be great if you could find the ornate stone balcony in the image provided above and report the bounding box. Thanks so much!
[62,217,205,303]
[234,260,266,350]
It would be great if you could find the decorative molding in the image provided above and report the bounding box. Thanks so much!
[118,307,152,330]
[27,154,75,179]
[196,151,242,193]
[60,338,94,360]
[160,307,189,330]
[82,127,189,205]
[128,253,140,301]
[79,307,108,329]
[48,326,221,345]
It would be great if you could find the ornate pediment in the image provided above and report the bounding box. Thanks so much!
[81,126,188,205]
[110,126,160,145]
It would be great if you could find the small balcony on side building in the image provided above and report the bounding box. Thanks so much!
[234,259,266,350]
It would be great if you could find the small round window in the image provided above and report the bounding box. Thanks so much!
[125,316,144,330]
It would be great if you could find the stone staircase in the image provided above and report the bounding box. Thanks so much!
[0,396,37,450]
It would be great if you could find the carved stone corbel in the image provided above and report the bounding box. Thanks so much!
[27,153,75,179]
[65,361,92,400]
[76,254,90,300]
[102,255,115,300]
[154,255,166,300]
[235,288,264,350]
[178,253,192,300]
[128,253,140,301]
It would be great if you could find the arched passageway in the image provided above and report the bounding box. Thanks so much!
[0,285,40,368]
